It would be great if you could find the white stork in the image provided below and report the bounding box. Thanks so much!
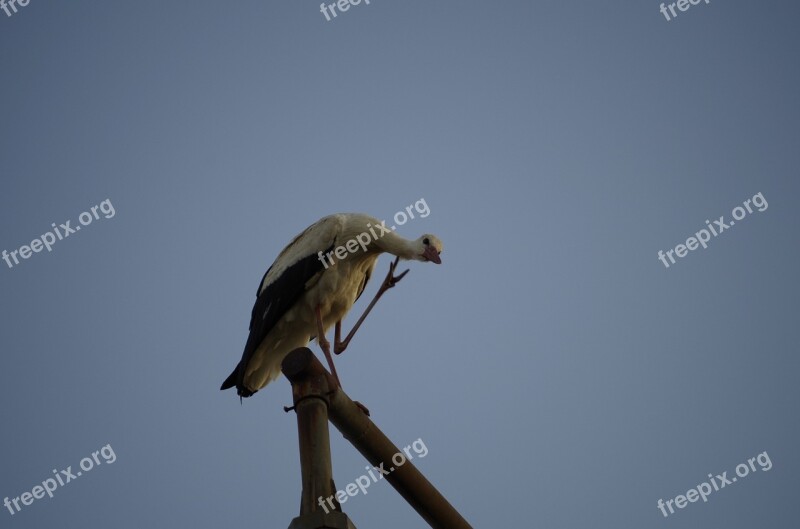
[221,213,443,398]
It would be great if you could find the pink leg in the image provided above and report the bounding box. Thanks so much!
[317,308,371,416]
[334,256,409,355]
[315,305,341,387]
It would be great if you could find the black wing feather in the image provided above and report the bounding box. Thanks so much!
[354,267,372,303]
[221,245,333,396]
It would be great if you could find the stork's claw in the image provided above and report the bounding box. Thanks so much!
[381,256,409,293]
[354,401,370,416]
[323,388,369,416]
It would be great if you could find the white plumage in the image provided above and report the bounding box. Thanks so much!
[221,213,442,397]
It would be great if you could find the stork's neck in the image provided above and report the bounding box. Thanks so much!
[373,230,416,260]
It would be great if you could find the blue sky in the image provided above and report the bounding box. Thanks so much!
[1,1,799,528]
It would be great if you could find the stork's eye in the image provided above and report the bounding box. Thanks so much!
[423,237,430,245]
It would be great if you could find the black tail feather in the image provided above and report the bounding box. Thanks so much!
[220,364,257,398]
[220,367,238,391]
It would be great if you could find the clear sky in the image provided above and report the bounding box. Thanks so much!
[1,1,799,528]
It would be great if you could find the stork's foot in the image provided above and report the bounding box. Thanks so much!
[380,256,410,293]
[354,401,370,416]
[324,386,369,416]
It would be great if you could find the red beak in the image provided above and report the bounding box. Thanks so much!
[422,245,442,264]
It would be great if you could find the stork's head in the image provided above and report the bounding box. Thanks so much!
[414,234,443,264]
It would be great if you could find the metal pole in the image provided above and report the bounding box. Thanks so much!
[283,348,356,529]
[282,347,473,529]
